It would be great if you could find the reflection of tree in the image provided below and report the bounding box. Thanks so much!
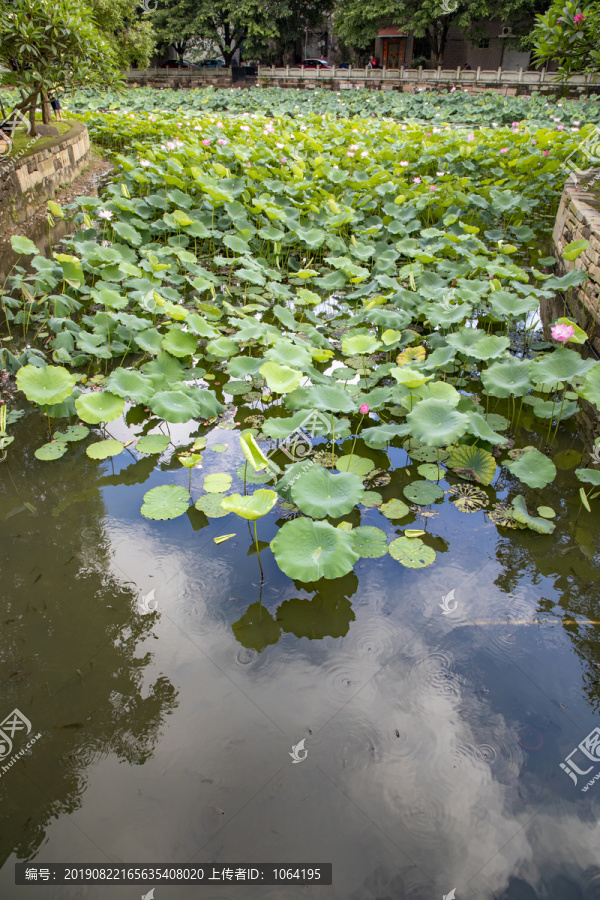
[0,408,178,865]
[492,483,600,713]
[231,571,358,652]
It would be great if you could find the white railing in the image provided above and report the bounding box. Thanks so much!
[257,65,600,87]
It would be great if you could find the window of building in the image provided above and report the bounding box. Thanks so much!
[474,37,490,48]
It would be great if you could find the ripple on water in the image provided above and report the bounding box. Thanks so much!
[400,790,451,844]
[314,717,384,776]
[235,647,258,667]
[412,649,460,698]
[342,615,400,665]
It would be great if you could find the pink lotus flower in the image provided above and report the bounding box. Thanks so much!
[347,151,355,157]
[201,139,210,146]
[512,121,519,128]
[430,185,436,191]
[359,404,369,414]
[557,124,564,130]
[97,209,113,220]
[413,176,421,184]
[400,161,409,166]
[551,323,575,343]
[500,148,508,154]
[280,156,286,163]
[466,133,474,141]
[543,150,549,156]
[217,138,228,146]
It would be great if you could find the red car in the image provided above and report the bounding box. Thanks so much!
[302,59,332,68]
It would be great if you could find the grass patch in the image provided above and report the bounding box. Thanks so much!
[1,120,73,161]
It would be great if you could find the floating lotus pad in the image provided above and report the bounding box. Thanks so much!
[195,494,232,518]
[447,445,497,485]
[389,536,436,568]
[35,441,68,461]
[336,455,375,476]
[505,449,556,489]
[271,518,360,581]
[203,472,232,493]
[378,498,410,519]
[141,484,191,520]
[221,489,278,520]
[403,481,444,505]
[135,434,170,454]
[291,465,364,519]
[75,391,126,424]
[86,439,125,459]
[353,526,389,558]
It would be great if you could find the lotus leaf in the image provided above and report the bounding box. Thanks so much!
[505,449,556,489]
[407,399,468,447]
[136,434,170,454]
[86,439,124,459]
[291,466,364,519]
[141,484,191,520]
[204,473,233,493]
[271,518,359,581]
[403,481,444,505]
[75,391,125,424]
[221,489,278,520]
[16,365,76,406]
[389,536,436,568]
[447,445,497,485]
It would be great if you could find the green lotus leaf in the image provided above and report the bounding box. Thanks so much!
[341,334,382,356]
[221,488,278,520]
[240,432,271,471]
[34,441,68,461]
[489,291,539,318]
[467,412,508,445]
[467,334,511,361]
[416,382,461,406]
[161,329,198,358]
[484,413,509,432]
[285,385,356,414]
[206,337,239,358]
[553,449,582,469]
[141,484,191,520]
[187,314,219,339]
[407,399,469,447]
[353,525,389,558]
[408,444,449,463]
[224,380,252,396]
[11,234,39,255]
[135,328,164,355]
[75,391,125,424]
[16,364,76,406]
[227,356,264,378]
[390,366,431,388]
[574,468,600,485]
[204,472,233,493]
[389,536,436,568]
[194,389,224,418]
[481,359,532,398]
[505,449,556,489]
[54,425,89,442]
[136,434,170,454]
[86,439,125,460]
[195,494,231,518]
[291,465,364,519]
[530,348,594,389]
[361,490,383,507]
[259,361,303,394]
[537,506,556,519]
[361,423,409,449]
[236,462,274,484]
[511,494,555,534]
[403,480,444,505]
[379,498,410,519]
[265,342,312,370]
[105,368,154,403]
[447,445,497,485]
[417,463,445,481]
[578,365,600,408]
[271,518,359,581]
[232,602,281,653]
[211,443,228,453]
[149,390,199,423]
[336,455,375,476]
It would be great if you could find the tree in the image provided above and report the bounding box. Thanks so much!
[89,0,156,69]
[245,0,334,65]
[153,0,331,67]
[0,0,121,135]
[532,0,600,75]
[334,0,550,66]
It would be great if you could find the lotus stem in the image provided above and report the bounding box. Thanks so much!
[348,413,365,471]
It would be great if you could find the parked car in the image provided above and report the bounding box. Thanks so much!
[302,59,332,69]
[197,59,225,68]
[337,62,350,69]
[161,60,191,68]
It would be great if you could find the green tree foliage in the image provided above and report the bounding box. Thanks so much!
[333,0,549,65]
[532,0,600,74]
[89,0,156,69]
[0,0,120,133]
[153,0,332,66]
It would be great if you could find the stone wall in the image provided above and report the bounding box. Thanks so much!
[0,122,90,228]
[552,173,600,355]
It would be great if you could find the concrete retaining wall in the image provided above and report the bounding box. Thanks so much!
[552,172,600,354]
[0,121,90,228]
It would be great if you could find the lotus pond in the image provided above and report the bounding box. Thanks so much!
[1,90,600,898]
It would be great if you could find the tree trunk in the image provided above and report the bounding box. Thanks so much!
[41,92,51,124]
[29,92,38,137]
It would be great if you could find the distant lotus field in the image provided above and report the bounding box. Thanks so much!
[3,88,600,581]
